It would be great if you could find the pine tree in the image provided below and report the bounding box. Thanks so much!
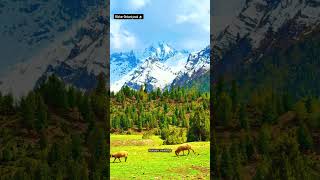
[88,127,107,179]
[231,80,238,113]
[36,96,48,131]
[262,98,277,124]
[138,115,143,131]
[67,86,77,109]
[80,162,89,180]
[175,107,179,117]
[216,92,232,127]
[172,114,178,126]
[245,134,255,160]
[220,146,233,179]
[48,142,61,165]
[257,125,271,155]
[21,92,37,129]
[71,134,82,161]
[282,92,292,112]
[187,110,210,141]
[239,104,249,130]
[156,87,161,98]
[254,158,270,180]
[297,123,313,151]
[1,94,14,115]
[230,141,241,180]
[95,73,107,95]
[34,162,50,180]
[211,131,220,178]
[293,100,308,120]
[61,91,69,110]
[215,76,225,98]
[144,83,148,93]
[39,131,48,150]
[163,103,169,114]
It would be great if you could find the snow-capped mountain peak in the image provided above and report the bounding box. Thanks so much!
[111,45,210,93]
[141,41,178,61]
[213,0,320,63]
[171,46,210,87]
[111,56,176,92]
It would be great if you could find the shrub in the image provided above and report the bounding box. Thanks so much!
[142,131,153,139]
[161,126,187,145]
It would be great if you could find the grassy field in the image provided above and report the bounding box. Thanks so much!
[110,134,210,180]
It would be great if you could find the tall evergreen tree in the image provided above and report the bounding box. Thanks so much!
[95,73,107,95]
[216,92,232,127]
[297,123,313,151]
[257,125,271,155]
[231,80,238,113]
[220,146,233,179]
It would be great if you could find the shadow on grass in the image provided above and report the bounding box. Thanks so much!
[111,161,127,163]
[173,154,200,157]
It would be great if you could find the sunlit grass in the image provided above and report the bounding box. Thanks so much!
[110,134,210,180]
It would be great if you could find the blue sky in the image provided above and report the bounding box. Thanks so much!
[110,0,210,53]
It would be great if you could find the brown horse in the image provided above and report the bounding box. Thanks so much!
[110,151,128,162]
[175,144,195,156]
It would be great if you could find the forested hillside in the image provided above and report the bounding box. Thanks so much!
[212,30,320,179]
[0,74,108,179]
[110,86,210,144]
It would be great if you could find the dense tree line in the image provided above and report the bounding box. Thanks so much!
[110,85,210,144]
[0,74,108,179]
[212,75,320,178]
[212,30,320,179]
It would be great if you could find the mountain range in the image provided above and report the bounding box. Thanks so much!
[110,42,210,93]
[0,0,210,97]
[2,0,319,97]
[0,0,108,97]
[213,0,320,77]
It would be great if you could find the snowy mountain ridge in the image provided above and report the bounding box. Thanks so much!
[0,3,108,97]
[110,44,210,93]
[213,0,320,63]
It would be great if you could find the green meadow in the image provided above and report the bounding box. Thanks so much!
[110,134,210,180]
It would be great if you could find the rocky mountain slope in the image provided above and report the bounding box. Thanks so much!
[110,43,210,93]
[0,1,108,97]
[213,0,320,71]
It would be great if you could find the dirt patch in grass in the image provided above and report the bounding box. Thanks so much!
[170,165,209,179]
[191,165,209,174]
[111,139,155,146]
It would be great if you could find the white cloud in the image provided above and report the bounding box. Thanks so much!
[110,20,137,52]
[176,0,210,32]
[128,0,150,10]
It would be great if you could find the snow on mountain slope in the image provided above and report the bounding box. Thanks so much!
[0,4,108,97]
[110,45,209,93]
[110,51,140,83]
[171,46,210,87]
[0,0,103,73]
[110,42,184,86]
[111,57,177,92]
[139,42,179,61]
[0,34,70,97]
[37,10,108,91]
[213,0,320,62]
[163,52,189,74]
